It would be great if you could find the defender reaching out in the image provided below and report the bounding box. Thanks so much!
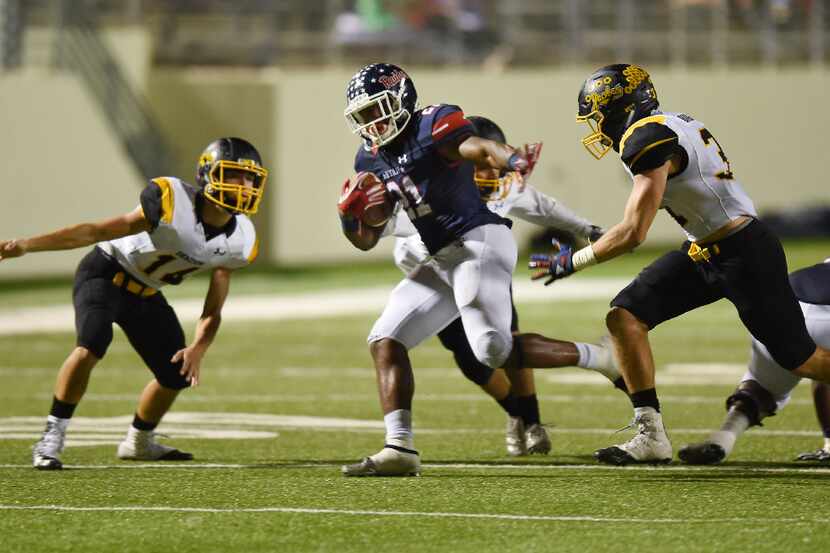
[0,137,266,470]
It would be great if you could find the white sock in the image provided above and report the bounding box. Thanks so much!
[575,342,603,370]
[823,437,830,452]
[384,409,414,450]
[46,414,70,432]
[709,408,750,456]
[575,342,618,380]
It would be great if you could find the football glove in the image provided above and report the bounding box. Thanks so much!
[529,241,574,285]
[507,142,543,179]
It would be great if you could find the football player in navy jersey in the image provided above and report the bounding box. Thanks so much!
[0,138,266,470]
[530,63,830,466]
[338,63,620,476]
[678,260,830,465]
[387,115,624,457]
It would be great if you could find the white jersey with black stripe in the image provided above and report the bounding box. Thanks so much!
[620,112,757,241]
[98,177,258,289]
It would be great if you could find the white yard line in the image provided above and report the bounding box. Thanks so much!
[0,278,629,335]
[0,503,821,524]
[0,503,818,524]
[0,461,829,477]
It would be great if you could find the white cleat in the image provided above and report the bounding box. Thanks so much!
[342,445,421,477]
[505,416,527,456]
[32,420,67,471]
[594,407,672,465]
[525,423,552,455]
[117,428,193,461]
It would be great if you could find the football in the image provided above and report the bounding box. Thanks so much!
[338,171,394,228]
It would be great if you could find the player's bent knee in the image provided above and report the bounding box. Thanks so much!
[73,346,101,364]
[606,307,647,337]
[154,371,190,391]
[369,337,407,364]
[472,330,512,370]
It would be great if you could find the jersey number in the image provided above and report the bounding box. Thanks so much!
[699,128,734,180]
[140,254,198,285]
[388,176,433,220]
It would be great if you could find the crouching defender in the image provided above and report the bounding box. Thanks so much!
[680,260,830,464]
[0,137,267,470]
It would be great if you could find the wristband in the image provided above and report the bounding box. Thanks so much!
[572,245,597,271]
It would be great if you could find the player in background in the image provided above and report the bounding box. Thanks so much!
[529,63,830,465]
[0,137,266,470]
[338,63,622,476]
[679,260,830,464]
[386,115,625,456]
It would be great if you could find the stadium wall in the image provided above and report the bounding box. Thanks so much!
[1,59,827,276]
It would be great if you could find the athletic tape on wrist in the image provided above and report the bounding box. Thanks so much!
[572,245,597,271]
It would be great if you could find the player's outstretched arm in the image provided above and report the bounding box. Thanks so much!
[528,161,667,285]
[455,137,540,177]
[172,267,232,387]
[590,160,668,262]
[0,207,150,261]
[508,184,603,246]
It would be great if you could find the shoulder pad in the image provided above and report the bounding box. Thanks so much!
[141,177,175,228]
[419,104,473,147]
[620,116,679,175]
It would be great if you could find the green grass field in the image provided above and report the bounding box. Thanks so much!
[2,242,830,552]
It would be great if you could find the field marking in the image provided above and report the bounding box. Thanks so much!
[0,503,818,524]
[1,410,823,447]
[0,278,628,336]
[0,503,823,525]
[1,462,829,476]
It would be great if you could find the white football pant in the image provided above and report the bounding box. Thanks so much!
[369,224,517,369]
[743,302,830,411]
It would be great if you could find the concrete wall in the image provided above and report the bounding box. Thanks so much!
[1,60,828,277]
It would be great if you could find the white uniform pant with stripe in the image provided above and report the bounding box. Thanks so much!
[368,224,517,369]
[743,302,830,411]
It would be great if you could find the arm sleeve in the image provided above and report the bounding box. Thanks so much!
[789,263,830,305]
[620,123,679,175]
[430,105,474,151]
[507,184,594,237]
[139,181,164,231]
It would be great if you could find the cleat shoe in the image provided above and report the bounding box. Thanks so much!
[525,423,552,455]
[505,416,527,456]
[678,442,726,465]
[342,445,420,477]
[594,407,672,466]
[32,418,67,470]
[795,448,830,462]
[117,428,193,461]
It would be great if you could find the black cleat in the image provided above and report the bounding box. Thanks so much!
[678,442,726,465]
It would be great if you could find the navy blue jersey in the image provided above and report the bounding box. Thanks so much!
[354,104,510,254]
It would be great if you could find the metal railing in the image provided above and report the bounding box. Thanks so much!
[11,1,830,70]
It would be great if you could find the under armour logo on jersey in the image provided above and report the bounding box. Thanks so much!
[213,248,227,255]
[398,154,408,164]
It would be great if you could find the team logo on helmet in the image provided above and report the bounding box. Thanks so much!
[576,64,659,160]
[344,63,418,148]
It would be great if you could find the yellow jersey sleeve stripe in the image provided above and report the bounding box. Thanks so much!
[627,137,678,170]
[619,114,667,153]
[151,177,174,224]
[247,238,260,264]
